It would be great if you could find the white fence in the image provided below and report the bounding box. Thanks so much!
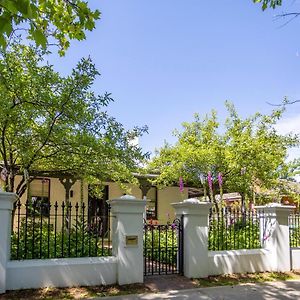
[0,192,299,294]
[0,193,146,293]
[172,200,296,278]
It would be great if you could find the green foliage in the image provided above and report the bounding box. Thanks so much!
[0,43,148,196]
[11,216,111,260]
[0,0,100,55]
[289,214,300,248]
[144,225,179,265]
[209,219,261,251]
[150,102,299,207]
[253,0,282,10]
[290,227,300,248]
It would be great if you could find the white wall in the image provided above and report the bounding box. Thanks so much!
[291,249,300,270]
[6,257,117,290]
[208,249,275,275]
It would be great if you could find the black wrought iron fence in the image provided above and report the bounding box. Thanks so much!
[208,207,262,251]
[11,200,112,260]
[143,217,184,276]
[289,214,300,248]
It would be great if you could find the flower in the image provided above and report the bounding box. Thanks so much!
[207,171,213,191]
[218,172,223,188]
[179,177,184,193]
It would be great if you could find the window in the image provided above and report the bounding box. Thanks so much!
[29,178,50,216]
[146,187,157,220]
[88,185,109,237]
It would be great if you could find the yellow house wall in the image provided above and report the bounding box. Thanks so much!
[106,182,142,200]
[13,176,89,230]
[156,187,188,223]
[15,176,87,205]
[12,176,189,226]
[105,183,189,224]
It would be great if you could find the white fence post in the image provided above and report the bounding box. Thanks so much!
[256,204,294,272]
[108,195,146,285]
[0,192,17,294]
[172,199,212,278]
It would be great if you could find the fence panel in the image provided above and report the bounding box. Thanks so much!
[144,217,183,276]
[11,200,112,260]
[289,214,300,248]
[208,207,262,251]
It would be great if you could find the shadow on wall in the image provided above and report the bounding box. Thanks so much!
[6,257,117,290]
[208,249,274,276]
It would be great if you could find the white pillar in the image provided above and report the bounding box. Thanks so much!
[256,204,295,272]
[172,199,212,278]
[108,195,146,285]
[0,192,17,294]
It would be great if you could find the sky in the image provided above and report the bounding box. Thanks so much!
[49,0,300,159]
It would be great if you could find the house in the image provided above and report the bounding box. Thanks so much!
[5,170,265,228]
[7,172,189,226]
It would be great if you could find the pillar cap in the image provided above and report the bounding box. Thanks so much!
[183,198,202,204]
[107,194,147,214]
[255,203,295,215]
[0,192,18,210]
[172,199,212,215]
[120,194,137,200]
[255,203,295,209]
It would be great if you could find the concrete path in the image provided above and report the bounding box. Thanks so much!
[97,280,300,300]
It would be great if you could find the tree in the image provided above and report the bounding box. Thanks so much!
[150,102,298,210]
[253,0,282,10]
[253,0,300,24]
[222,103,298,208]
[0,0,100,55]
[0,42,148,198]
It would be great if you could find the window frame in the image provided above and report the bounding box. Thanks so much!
[145,186,158,220]
[28,177,51,217]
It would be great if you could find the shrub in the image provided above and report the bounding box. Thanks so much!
[11,217,111,260]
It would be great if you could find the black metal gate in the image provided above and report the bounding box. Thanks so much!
[143,216,184,276]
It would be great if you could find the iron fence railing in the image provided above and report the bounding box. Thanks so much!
[143,217,183,276]
[11,200,112,260]
[289,214,300,248]
[208,207,262,251]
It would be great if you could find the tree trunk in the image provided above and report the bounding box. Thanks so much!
[241,193,246,225]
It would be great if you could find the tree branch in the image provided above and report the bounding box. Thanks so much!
[24,81,81,170]
[266,100,300,106]
[273,11,300,28]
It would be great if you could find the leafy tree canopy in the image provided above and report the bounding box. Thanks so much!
[150,102,299,206]
[253,0,282,10]
[0,42,148,197]
[0,0,100,55]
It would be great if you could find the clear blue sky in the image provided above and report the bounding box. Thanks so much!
[49,0,300,157]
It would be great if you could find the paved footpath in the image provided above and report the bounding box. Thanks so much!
[97,280,300,300]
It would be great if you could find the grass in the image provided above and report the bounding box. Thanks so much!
[1,271,300,299]
[194,270,300,287]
